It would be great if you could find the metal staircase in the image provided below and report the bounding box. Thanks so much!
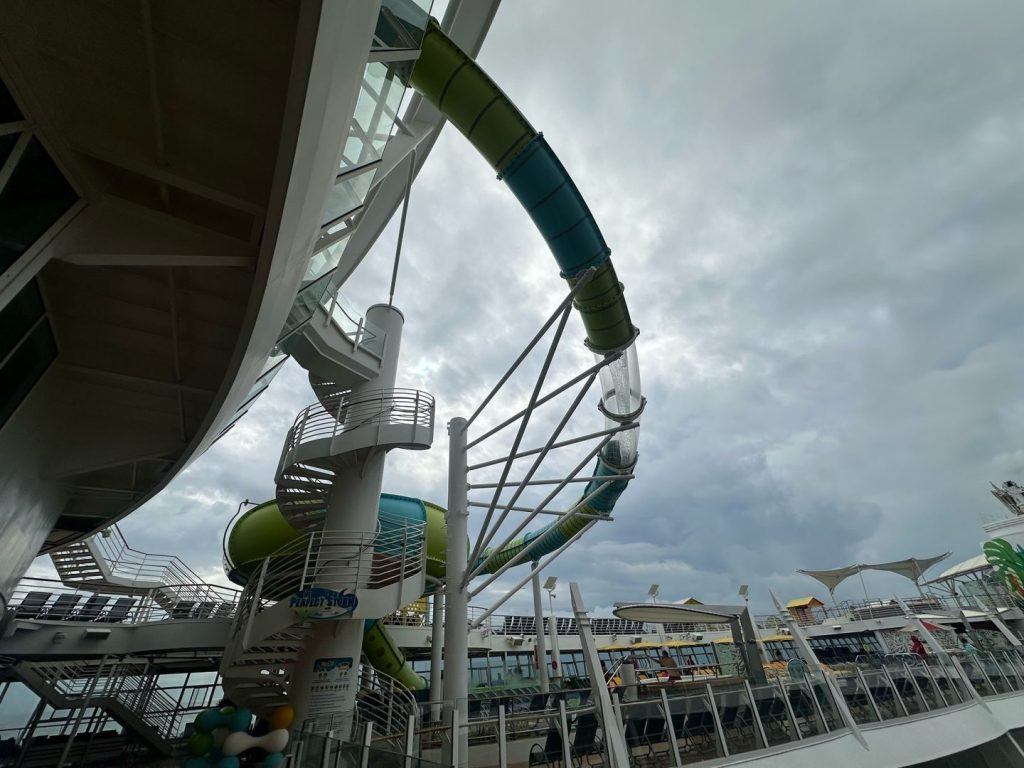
[281,295,390,389]
[220,381,435,727]
[12,658,182,755]
[275,386,434,532]
[48,524,240,615]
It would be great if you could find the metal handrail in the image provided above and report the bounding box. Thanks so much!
[352,666,419,740]
[234,519,426,621]
[30,658,187,740]
[8,576,240,625]
[284,388,435,453]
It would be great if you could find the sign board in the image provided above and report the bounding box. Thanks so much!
[290,587,358,620]
[308,656,354,717]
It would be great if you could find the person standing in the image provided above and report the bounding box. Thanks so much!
[910,635,928,660]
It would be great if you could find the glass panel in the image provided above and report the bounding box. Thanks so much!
[339,63,407,174]
[374,0,431,51]
[0,277,44,359]
[860,669,900,720]
[780,678,823,738]
[0,316,56,427]
[710,685,756,755]
[0,77,22,122]
[835,673,879,724]
[321,167,374,230]
[0,137,77,274]
[883,662,925,715]
[305,230,353,284]
[667,691,721,760]
[0,132,18,167]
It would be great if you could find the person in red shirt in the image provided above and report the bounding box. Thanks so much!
[910,635,928,659]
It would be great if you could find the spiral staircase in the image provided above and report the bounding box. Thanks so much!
[219,307,435,735]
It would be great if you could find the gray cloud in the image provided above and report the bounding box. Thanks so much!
[57,0,1024,618]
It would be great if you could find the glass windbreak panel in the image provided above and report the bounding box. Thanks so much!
[277,270,335,343]
[321,166,374,229]
[340,62,407,173]
[375,0,431,52]
[305,230,352,283]
[0,137,77,274]
[257,348,288,381]
[322,290,386,357]
[780,679,824,737]
[0,316,56,427]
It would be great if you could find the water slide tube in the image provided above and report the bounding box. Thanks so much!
[224,17,642,691]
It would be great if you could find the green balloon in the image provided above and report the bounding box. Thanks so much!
[188,731,214,756]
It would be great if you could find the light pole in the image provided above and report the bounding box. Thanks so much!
[544,576,560,683]
[739,584,757,639]
[648,584,662,643]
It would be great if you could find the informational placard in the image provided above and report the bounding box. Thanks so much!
[308,656,354,716]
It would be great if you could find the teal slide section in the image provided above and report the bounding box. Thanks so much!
[226,14,641,693]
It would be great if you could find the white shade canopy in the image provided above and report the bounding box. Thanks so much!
[798,553,951,596]
[613,602,742,625]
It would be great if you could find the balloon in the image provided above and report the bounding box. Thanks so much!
[267,704,294,730]
[187,731,214,756]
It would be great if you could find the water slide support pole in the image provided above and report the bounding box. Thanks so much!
[430,590,444,723]
[570,583,630,768]
[443,416,469,767]
[531,564,550,695]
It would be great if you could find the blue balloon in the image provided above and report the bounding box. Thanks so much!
[263,753,285,768]
[225,707,252,733]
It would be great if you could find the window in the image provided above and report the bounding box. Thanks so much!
[0,137,77,275]
[0,280,56,428]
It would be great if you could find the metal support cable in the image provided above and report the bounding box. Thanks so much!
[463,300,574,581]
[388,149,417,306]
[463,267,596,431]
[467,370,599,566]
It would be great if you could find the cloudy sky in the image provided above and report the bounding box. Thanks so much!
[35,0,1024,616]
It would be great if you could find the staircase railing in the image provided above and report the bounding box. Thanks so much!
[241,515,427,616]
[90,525,204,588]
[27,658,189,742]
[352,666,418,742]
[301,666,418,743]
[284,388,434,455]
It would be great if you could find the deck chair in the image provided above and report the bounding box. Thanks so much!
[212,602,235,618]
[571,713,602,766]
[529,728,563,767]
[14,592,52,618]
[194,601,217,618]
[40,594,82,620]
[99,597,136,622]
[623,717,648,758]
[170,601,196,619]
[71,594,109,621]
[641,716,668,762]
[680,710,716,751]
